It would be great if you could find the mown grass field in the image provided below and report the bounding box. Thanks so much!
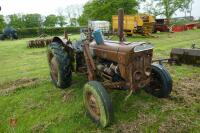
[0,30,200,132]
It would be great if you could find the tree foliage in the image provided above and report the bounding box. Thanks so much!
[78,0,139,26]
[7,14,43,28]
[143,0,193,25]
[0,15,6,32]
[57,15,66,27]
[180,0,193,17]
[162,0,184,19]
[23,14,43,28]
[64,5,82,26]
[44,14,58,27]
[143,0,163,17]
[7,14,24,28]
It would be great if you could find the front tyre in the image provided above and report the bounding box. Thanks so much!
[145,64,172,98]
[47,42,72,89]
[83,81,113,127]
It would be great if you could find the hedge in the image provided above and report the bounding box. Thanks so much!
[17,26,86,38]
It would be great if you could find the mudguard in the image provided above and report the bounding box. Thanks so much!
[52,37,73,49]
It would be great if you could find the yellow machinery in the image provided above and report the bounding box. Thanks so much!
[112,14,155,36]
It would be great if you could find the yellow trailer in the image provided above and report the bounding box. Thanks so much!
[112,14,155,36]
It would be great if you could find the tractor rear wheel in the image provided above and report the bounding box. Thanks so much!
[83,81,113,127]
[145,64,172,98]
[47,42,72,89]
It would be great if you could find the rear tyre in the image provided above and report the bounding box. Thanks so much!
[145,64,172,98]
[83,81,113,127]
[47,42,72,89]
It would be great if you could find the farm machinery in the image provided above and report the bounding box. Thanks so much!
[170,44,200,66]
[112,13,155,36]
[47,9,172,127]
[0,27,18,40]
[27,38,52,48]
[154,19,170,32]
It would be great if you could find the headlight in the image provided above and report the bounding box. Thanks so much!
[145,67,151,76]
[134,71,142,81]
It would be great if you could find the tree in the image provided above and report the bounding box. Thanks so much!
[143,0,163,17]
[78,0,139,26]
[57,16,66,27]
[23,14,43,28]
[65,4,83,26]
[180,0,193,18]
[142,0,193,25]
[70,18,78,26]
[7,14,43,28]
[7,14,24,28]
[0,15,6,32]
[44,14,58,27]
[56,8,66,27]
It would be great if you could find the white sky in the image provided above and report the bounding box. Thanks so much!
[174,0,200,19]
[0,0,199,18]
[0,0,88,15]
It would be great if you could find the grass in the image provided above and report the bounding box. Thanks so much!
[0,30,200,132]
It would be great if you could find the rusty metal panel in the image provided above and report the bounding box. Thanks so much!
[118,8,124,42]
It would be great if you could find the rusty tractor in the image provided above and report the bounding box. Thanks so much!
[47,9,172,127]
[0,27,18,40]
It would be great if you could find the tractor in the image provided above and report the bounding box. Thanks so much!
[0,26,18,40]
[47,9,172,127]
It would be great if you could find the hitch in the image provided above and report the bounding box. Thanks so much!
[152,58,178,65]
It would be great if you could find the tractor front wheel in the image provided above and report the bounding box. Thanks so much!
[145,64,172,98]
[83,81,113,127]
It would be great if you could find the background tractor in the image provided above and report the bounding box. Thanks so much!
[0,26,18,40]
[47,9,172,127]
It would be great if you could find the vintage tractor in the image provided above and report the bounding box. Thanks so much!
[0,27,18,40]
[47,9,172,127]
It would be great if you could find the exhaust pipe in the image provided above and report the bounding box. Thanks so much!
[118,8,124,42]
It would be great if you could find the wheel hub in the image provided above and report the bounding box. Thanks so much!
[50,57,58,82]
[150,72,162,94]
[86,92,100,120]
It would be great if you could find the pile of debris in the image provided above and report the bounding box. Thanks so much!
[27,38,52,48]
